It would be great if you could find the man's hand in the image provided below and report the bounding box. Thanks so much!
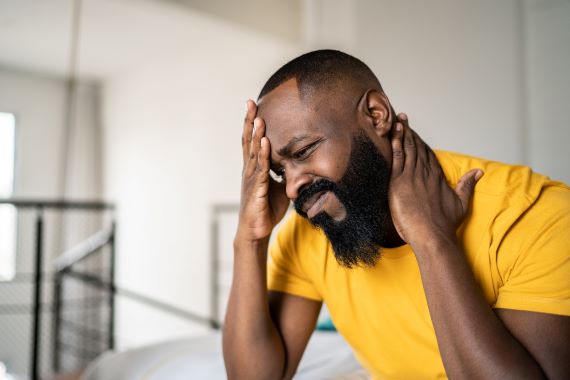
[236,100,289,242]
[387,114,556,380]
[225,100,318,380]
[388,113,483,247]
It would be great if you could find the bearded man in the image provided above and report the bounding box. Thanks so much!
[222,50,570,379]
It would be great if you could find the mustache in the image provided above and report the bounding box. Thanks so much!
[294,179,339,218]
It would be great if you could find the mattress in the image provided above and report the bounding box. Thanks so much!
[82,331,366,380]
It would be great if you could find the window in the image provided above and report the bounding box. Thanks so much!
[0,112,16,281]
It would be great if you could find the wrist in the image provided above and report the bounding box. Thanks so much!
[409,229,458,257]
[233,232,270,251]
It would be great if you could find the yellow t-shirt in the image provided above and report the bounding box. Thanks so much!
[267,150,570,380]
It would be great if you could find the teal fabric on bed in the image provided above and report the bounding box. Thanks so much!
[316,317,336,331]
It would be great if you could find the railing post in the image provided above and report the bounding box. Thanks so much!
[108,221,116,350]
[53,271,63,373]
[31,207,44,380]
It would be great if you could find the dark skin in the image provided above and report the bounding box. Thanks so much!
[222,78,570,379]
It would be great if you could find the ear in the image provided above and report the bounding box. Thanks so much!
[358,89,393,138]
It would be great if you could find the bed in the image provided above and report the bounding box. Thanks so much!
[81,330,366,380]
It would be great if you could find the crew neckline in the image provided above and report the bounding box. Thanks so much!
[380,244,413,259]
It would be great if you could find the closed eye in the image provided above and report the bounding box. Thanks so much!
[271,138,324,184]
[292,140,320,160]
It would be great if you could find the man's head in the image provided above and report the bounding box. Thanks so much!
[256,50,397,267]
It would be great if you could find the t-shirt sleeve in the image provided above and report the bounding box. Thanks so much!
[267,213,322,301]
[495,184,570,316]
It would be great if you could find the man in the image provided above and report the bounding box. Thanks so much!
[223,50,570,379]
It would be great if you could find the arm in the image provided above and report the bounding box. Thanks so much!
[223,100,320,380]
[413,238,548,379]
[389,115,570,379]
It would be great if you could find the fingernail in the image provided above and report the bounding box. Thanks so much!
[475,170,484,180]
[399,113,407,121]
[396,123,402,131]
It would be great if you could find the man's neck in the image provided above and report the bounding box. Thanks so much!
[382,214,406,248]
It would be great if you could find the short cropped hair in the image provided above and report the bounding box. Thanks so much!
[258,49,382,100]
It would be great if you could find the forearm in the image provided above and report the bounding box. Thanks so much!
[413,235,546,379]
[223,237,286,380]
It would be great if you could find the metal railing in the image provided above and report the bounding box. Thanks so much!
[52,221,116,375]
[0,198,227,379]
[0,199,115,380]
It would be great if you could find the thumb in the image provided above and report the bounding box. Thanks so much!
[455,169,484,211]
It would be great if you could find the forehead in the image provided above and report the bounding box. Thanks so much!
[257,79,347,148]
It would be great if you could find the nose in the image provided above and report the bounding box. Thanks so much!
[285,166,313,200]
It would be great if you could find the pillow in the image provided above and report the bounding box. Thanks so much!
[316,303,337,331]
[316,317,337,331]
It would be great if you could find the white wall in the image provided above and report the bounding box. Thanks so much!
[100,5,300,349]
[0,67,102,200]
[304,0,570,183]
[63,83,103,199]
[525,0,570,184]
[306,0,525,165]
[0,68,67,198]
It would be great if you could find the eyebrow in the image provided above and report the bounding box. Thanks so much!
[277,134,313,157]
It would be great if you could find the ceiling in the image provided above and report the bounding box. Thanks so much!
[0,0,301,80]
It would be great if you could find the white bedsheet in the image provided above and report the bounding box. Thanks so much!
[82,331,366,380]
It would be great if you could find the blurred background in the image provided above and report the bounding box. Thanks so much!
[0,0,568,378]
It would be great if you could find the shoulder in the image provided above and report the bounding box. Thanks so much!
[435,150,550,197]
[495,181,570,316]
[502,181,570,251]
[531,181,570,216]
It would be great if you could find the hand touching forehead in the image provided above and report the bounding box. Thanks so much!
[257,79,355,161]
[256,80,358,201]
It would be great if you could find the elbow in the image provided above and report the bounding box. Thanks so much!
[222,326,287,380]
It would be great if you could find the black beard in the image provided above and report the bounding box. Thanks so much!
[294,133,391,268]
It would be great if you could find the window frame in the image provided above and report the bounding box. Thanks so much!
[0,111,17,281]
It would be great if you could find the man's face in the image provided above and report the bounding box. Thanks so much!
[258,79,392,267]
[294,132,391,267]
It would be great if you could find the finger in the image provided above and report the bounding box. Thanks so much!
[401,120,417,172]
[455,169,484,211]
[397,112,417,166]
[242,99,257,163]
[409,129,435,180]
[399,113,431,156]
[257,137,271,174]
[250,117,265,159]
[391,121,405,175]
[244,117,265,176]
[425,144,440,174]
[409,129,427,174]
[424,144,432,167]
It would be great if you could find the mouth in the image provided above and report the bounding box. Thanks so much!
[302,191,330,219]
